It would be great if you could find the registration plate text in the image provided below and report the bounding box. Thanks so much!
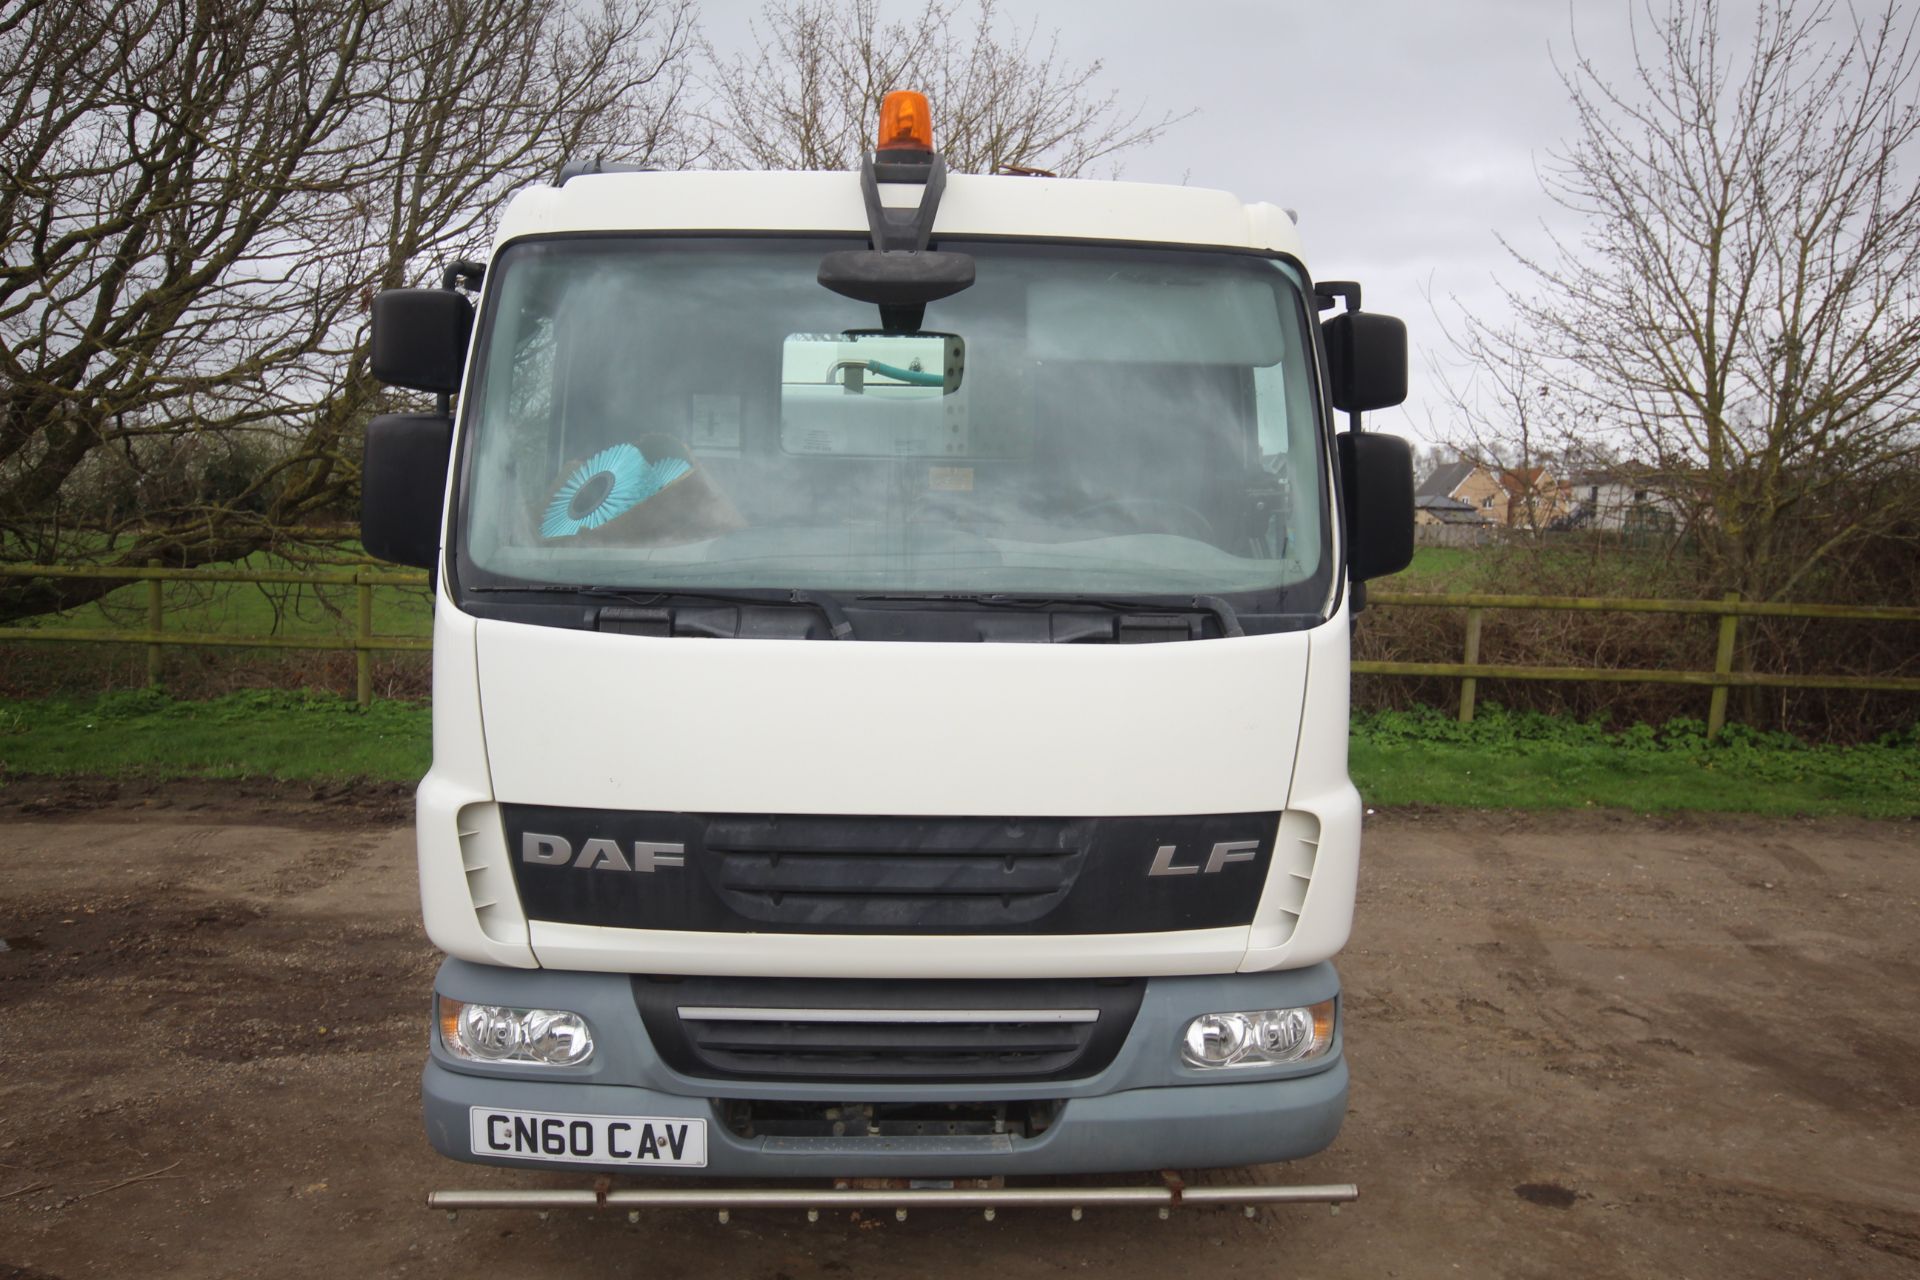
[469,1107,708,1167]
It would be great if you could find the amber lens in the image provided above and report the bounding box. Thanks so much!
[1310,999,1336,1051]
[437,997,465,1048]
[877,90,933,151]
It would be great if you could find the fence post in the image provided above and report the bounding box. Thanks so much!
[1458,607,1484,723]
[355,579,373,709]
[145,559,163,688]
[1707,591,1740,739]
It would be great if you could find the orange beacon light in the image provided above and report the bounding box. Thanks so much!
[876,90,933,152]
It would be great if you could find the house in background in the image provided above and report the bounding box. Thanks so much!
[1414,460,1500,525]
[1418,457,1697,537]
[1562,467,1688,534]
[1416,459,1570,528]
[1498,466,1567,528]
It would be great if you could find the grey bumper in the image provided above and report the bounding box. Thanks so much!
[424,959,1348,1178]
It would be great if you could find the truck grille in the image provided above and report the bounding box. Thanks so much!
[634,976,1145,1083]
[703,816,1084,930]
[505,806,1280,936]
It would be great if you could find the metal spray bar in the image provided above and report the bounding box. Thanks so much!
[429,1182,1358,1221]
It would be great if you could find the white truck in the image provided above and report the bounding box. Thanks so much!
[363,91,1413,1212]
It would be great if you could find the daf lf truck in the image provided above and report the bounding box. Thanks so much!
[362,90,1415,1201]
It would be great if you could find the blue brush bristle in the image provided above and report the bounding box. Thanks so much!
[541,444,692,539]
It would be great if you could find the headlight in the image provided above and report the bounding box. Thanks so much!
[438,998,595,1066]
[1179,1000,1334,1069]
[456,1002,522,1060]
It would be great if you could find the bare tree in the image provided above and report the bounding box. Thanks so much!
[1442,0,1920,599]
[706,0,1185,175]
[0,0,699,624]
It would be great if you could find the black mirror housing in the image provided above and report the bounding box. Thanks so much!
[818,250,976,306]
[371,289,474,394]
[1337,431,1415,583]
[1322,311,1408,413]
[361,413,453,569]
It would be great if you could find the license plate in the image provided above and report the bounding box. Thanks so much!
[470,1107,708,1167]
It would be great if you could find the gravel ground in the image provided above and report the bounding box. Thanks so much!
[1,781,1916,1279]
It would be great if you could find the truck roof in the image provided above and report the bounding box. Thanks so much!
[493,170,1305,259]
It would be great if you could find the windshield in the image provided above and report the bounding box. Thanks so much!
[455,237,1330,605]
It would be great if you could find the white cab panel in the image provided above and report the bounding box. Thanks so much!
[1242,601,1362,972]
[417,601,536,968]
[473,620,1310,817]
[527,921,1250,980]
[496,172,1304,258]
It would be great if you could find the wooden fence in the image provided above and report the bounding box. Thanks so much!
[0,563,430,708]
[1362,590,1920,736]
[3,565,1917,730]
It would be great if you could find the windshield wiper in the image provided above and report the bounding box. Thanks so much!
[855,592,1244,638]
[469,583,855,639]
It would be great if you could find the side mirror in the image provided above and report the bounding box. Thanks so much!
[371,289,474,394]
[361,413,453,569]
[1337,431,1414,583]
[1322,311,1408,413]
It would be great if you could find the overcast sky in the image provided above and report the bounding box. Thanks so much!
[1032,0,1648,446]
[702,0,1653,447]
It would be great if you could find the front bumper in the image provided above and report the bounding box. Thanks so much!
[423,958,1348,1177]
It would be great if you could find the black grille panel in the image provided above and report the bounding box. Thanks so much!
[682,1015,1092,1079]
[635,976,1145,1083]
[505,807,1279,936]
[705,816,1085,930]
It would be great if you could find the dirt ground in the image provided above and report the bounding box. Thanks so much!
[1,782,1916,1280]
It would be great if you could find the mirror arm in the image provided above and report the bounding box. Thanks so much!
[432,262,486,414]
[440,259,487,293]
[859,152,946,253]
[878,303,925,333]
[1313,280,1361,313]
[1315,280,1366,432]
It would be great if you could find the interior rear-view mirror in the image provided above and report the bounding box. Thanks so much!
[784,330,964,396]
[780,331,968,457]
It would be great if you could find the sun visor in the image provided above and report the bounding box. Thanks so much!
[1027,272,1288,365]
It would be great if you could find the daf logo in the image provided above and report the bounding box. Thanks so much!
[1147,840,1260,877]
[521,832,685,873]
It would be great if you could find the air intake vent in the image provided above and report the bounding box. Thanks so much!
[704,815,1086,930]
[635,976,1144,1083]
[457,802,524,946]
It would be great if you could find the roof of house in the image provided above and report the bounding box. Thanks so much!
[1566,462,1679,487]
[1499,466,1554,495]
[1415,494,1488,523]
[1416,460,1479,502]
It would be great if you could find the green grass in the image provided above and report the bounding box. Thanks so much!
[3,550,432,640]
[0,690,431,783]
[1376,546,1478,590]
[2,692,1914,818]
[1351,705,1920,819]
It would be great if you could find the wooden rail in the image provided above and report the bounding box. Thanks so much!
[3,566,1916,729]
[0,563,431,708]
[1361,591,1920,736]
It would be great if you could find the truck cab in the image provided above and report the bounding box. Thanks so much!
[364,93,1413,1183]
